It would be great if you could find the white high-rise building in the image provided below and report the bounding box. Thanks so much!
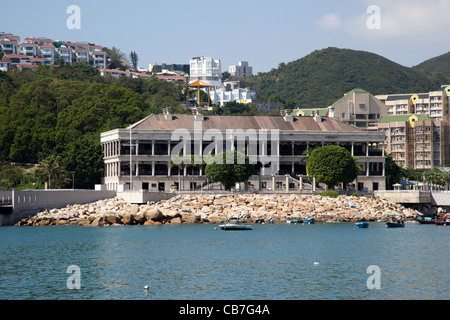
[229,61,253,77]
[189,56,223,89]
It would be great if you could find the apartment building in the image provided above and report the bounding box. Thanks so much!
[210,87,257,106]
[378,115,450,170]
[376,86,449,122]
[0,32,108,69]
[228,61,253,77]
[100,109,386,192]
[189,56,223,89]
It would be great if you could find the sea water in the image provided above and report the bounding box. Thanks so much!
[0,222,448,300]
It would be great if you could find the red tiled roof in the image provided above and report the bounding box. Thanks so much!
[17,64,38,68]
[4,54,29,58]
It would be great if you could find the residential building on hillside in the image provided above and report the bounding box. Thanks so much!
[0,32,108,69]
[209,87,256,106]
[0,60,9,72]
[149,63,190,75]
[189,56,223,89]
[100,109,386,193]
[229,61,253,77]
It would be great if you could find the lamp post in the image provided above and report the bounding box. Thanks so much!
[70,171,75,190]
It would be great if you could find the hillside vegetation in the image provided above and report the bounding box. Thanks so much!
[0,63,188,188]
[413,51,450,78]
[241,47,447,108]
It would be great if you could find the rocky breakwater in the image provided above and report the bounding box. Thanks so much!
[15,194,418,227]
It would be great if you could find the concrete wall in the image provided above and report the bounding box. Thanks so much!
[431,191,450,207]
[374,190,431,204]
[0,190,116,226]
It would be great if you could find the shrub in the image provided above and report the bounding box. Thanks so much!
[319,190,339,198]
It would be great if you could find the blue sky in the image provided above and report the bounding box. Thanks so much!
[2,0,450,73]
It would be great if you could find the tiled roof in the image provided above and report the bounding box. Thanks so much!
[130,114,362,132]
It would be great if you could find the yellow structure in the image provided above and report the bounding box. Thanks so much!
[186,80,214,107]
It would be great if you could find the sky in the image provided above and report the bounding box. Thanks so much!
[2,0,450,73]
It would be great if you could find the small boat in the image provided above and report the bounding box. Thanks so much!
[435,219,450,226]
[303,218,315,224]
[386,214,404,228]
[356,222,369,228]
[386,221,404,228]
[219,215,252,231]
[220,223,253,231]
[287,219,303,224]
[416,217,436,224]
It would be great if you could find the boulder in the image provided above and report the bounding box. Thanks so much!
[91,216,105,227]
[120,213,133,225]
[145,207,165,222]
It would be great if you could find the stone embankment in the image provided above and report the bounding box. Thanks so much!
[15,194,419,227]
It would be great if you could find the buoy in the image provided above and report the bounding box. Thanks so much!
[314,262,320,266]
[144,285,149,290]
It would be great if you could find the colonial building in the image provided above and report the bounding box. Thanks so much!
[100,109,386,192]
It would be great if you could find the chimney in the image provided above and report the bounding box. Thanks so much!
[163,107,172,120]
[328,106,335,119]
[192,107,204,121]
[313,110,322,123]
[281,109,293,122]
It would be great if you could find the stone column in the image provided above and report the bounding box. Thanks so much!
[298,175,303,190]
[285,174,290,192]
[272,174,276,191]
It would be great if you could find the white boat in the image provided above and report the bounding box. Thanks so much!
[219,214,253,231]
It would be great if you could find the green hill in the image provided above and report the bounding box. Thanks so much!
[412,51,450,78]
[241,47,446,108]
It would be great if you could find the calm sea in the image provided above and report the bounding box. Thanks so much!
[0,222,448,300]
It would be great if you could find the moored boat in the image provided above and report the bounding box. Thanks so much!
[386,221,404,228]
[435,219,450,226]
[416,217,436,224]
[356,222,369,228]
[386,214,405,228]
[303,218,315,224]
[219,214,253,231]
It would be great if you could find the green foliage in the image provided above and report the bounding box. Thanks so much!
[319,190,339,198]
[412,51,450,78]
[0,64,185,188]
[306,145,359,188]
[241,47,447,108]
[204,150,254,190]
[0,164,24,190]
[385,154,402,189]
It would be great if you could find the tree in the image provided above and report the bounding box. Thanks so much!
[204,150,254,190]
[103,46,129,70]
[39,154,70,189]
[385,154,402,190]
[0,164,24,190]
[130,51,138,70]
[306,145,359,189]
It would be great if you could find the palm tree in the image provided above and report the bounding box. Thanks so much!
[39,155,69,189]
